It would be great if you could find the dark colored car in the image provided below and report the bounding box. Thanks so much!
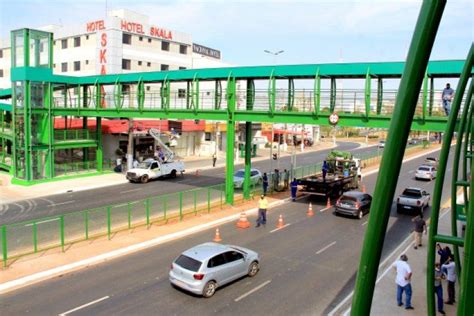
[335,191,372,219]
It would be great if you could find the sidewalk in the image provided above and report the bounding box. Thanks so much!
[0,141,336,204]
[369,198,462,315]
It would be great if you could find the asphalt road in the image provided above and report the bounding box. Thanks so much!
[2,150,453,316]
[0,142,373,225]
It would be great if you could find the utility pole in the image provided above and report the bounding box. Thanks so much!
[127,118,133,171]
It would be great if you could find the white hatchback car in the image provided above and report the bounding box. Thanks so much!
[415,165,437,180]
[233,168,263,189]
[170,243,260,298]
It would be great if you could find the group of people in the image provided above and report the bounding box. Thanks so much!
[393,215,457,314]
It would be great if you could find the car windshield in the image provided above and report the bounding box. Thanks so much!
[234,171,245,178]
[175,255,202,272]
[402,189,422,197]
[137,161,151,169]
[418,167,430,171]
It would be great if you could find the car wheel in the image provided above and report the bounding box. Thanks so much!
[171,170,177,178]
[140,175,149,183]
[202,281,217,298]
[248,261,259,277]
[358,210,363,219]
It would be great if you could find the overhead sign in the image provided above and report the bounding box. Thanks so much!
[86,19,173,40]
[192,43,221,59]
[329,112,339,125]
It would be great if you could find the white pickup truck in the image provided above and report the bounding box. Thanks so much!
[126,158,185,183]
[396,187,430,214]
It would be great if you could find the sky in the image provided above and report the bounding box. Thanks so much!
[0,0,472,67]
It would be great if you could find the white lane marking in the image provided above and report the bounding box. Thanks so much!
[269,223,290,233]
[335,208,452,316]
[361,221,368,226]
[25,218,60,227]
[234,280,271,302]
[47,200,75,207]
[316,241,336,255]
[120,188,141,194]
[58,296,110,316]
[319,206,332,213]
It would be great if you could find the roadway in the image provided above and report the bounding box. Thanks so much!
[2,150,453,316]
[0,142,372,225]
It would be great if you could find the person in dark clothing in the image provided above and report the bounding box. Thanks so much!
[290,178,298,201]
[262,173,269,195]
[283,169,290,190]
[322,160,328,182]
[437,244,451,265]
[212,153,217,167]
[412,215,427,249]
[273,169,280,191]
[434,263,446,315]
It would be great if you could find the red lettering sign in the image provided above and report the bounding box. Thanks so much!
[86,20,105,32]
[100,65,107,75]
[121,20,145,34]
[99,49,107,63]
[101,33,107,46]
[150,27,173,40]
[100,33,107,75]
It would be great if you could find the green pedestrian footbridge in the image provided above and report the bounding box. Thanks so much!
[0,0,472,315]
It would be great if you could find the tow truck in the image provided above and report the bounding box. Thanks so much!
[297,150,361,198]
[126,128,185,183]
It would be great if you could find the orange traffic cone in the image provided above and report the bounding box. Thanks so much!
[236,212,251,229]
[326,197,331,208]
[213,228,222,242]
[362,184,366,193]
[307,203,314,217]
[277,215,285,228]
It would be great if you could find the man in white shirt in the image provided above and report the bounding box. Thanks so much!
[441,255,456,304]
[392,254,414,310]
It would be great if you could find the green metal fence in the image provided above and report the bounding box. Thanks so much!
[0,144,425,267]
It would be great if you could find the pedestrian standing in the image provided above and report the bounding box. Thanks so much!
[290,178,298,201]
[412,214,427,249]
[392,254,414,310]
[212,153,217,167]
[273,169,280,191]
[256,195,268,227]
[322,160,328,182]
[437,244,451,265]
[434,263,446,315]
[262,173,269,195]
[283,169,290,190]
[442,255,456,305]
[441,83,455,116]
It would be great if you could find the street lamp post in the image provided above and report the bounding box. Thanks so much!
[264,49,284,181]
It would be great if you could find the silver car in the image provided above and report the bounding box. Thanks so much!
[415,165,437,180]
[233,168,263,189]
[169,242,260,298]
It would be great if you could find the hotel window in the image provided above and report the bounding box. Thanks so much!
[74,61,80,71]
[178,89,186,98]
[179,66,187,70]
[161,41,170,51]
[139,36,143,41]
[161,64,169,71]
[86,35,89,40]
[0,69,3,77]
[122,33,132,45]
[122,59,131,70]
[61,39,68,49]
[148,38,152,43]
[147,62,151,67]
[122,84,131,94]
[146,86,151,91]
[179,45,187,55]
[85,60,89,65]
[0,49,3,58]
[61,62,68,72]
[138,61,142,66]
[74,37,81,47]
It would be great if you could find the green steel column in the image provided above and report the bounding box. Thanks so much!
[243,79,255,200]
[377,78,383,115]
[214,80,222,110]
[186,81,191,109]
[422,72,428,121]
[268,71,276,114]
[330,77,336,112]
[365,70,371,117]
[429,76,434,116]
[45,82,53,178]
[96,117,103,172]
[137,80,144,111]
[427,46,472,316]
[288,79,295,112]
[225,76,236,204]
[24,81,32,181]
[314,69,320,116]
[351,1,446,315]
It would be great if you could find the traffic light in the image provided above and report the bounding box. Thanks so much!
[273,153,277,160]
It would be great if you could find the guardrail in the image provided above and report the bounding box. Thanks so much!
[0,143,427,267]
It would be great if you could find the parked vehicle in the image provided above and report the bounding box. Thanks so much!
[424,157,439,167]
[233,168,263,188]
[169,243,260,298]
[335,191,372,219]
[126,158,185,183]
[297,150,360,198]
[415,165,437,181]
[378,140,386,148]
[397,187,430,214]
